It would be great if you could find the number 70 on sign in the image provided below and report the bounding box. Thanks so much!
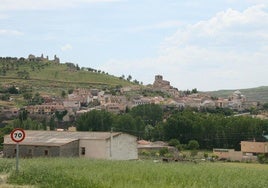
[11,128,26,143]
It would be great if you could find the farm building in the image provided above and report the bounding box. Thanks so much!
[213,138,268,161]
[3,130,137,160]
[240,141,268,161]
[213,148,242,161]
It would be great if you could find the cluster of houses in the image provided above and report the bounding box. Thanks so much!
[1,75,253,122]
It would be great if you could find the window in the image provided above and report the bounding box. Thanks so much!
[81,147,85,155]
[44,150,49,156]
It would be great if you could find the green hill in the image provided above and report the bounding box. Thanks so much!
[205,86,268,103]
[0,59,136,107]
[1,60,133,87]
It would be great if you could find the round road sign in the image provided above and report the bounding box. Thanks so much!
[10,128,26,143]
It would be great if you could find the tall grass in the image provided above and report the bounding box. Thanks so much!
[1,158,268,188]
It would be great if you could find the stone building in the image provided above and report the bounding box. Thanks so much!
[152,75,180,97]
[240,140,268,161]
[3,130,137,160]
[27,54,60,64]
[153,75,171,90]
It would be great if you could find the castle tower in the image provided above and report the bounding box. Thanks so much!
[155,75,163,81]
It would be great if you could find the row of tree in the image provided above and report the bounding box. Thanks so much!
[75,104,268,150]
[3,104,268,151]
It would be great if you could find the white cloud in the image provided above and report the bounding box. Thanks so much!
[61,44,73,51]
[0,0,122,11]
[100,5,268,91]
[0,29,23,36]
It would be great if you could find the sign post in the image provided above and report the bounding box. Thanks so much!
[10,128,26,173]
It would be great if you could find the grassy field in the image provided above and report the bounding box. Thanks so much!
[0,62,134,92]
[1,158,268,188]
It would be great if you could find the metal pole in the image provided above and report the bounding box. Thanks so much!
[110,128,113,158]
[16,143,19,173]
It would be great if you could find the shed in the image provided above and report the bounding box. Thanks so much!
[3,131,137,160]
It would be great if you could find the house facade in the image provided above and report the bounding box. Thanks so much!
[213,148,242,161]
[3,130,137,160]
[241,141,268,160]
[213,140,268,161]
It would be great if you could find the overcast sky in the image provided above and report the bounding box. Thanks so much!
[1,0,268,91]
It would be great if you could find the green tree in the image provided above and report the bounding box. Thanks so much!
[19,109,28,125]
[168,139,180,147]
[130,104,163,126]
[7,85,19,94]
[68,88,74,94]
[144,125,154,140]
[127,75,132,81]
[49,116,56,130]
[23,92,33,103]
[0,93,10,101]
[55,110,68,121]
[31,92,44,105]
[0,126,13,150]
[61,90,66,98]
[188,140,199,150]
[263,103,268,110]
[191,88,198,94]
[113,114,136,134]
[76,110,114,131]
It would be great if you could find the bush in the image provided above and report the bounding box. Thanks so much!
[176,144,183,151]
[140,150,150,156]
[188,140,199,150]
[190,150,198,157]
[159,148,169,156]
[168,139,180,146]
[0,93,10,101]
[257,154,268,164]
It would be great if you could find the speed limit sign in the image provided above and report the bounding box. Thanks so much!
[11,128,26,143]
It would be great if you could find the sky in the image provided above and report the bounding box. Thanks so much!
[1,0,268,91]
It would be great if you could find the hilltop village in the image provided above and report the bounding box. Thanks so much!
[1,73,256,125]
[1,54,265,130]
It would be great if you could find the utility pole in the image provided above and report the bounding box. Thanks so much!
[110,127,113,159]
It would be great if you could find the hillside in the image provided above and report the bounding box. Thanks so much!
[0,59,136,107]
[205,86,268,103]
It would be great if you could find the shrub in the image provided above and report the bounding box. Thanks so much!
[176,144,183,151]
[257,154,268,164]
[190,150,198,157]
[188,140,199,150]
[168,139,180,147]
[140,150,150,156]
[159,147,169,156]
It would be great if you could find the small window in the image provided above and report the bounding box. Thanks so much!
[14,149,17,154]
[44,150,49,156]
[81,147,85,155]
[28,149,32,155]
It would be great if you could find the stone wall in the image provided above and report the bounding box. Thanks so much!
[3,140,79,158]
